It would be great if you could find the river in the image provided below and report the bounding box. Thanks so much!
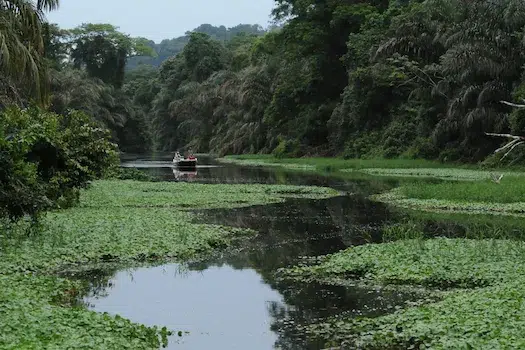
[72,154,424,349]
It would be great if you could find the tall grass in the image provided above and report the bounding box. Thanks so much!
[401,176,525,203]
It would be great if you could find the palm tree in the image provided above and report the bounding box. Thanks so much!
[0,0,59,105]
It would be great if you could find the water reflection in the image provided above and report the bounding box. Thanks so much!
[82,264,284,350]
[76,263,421,350]
[172,169,198,181]
[73,183,426,349]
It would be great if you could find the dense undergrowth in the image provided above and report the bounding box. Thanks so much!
[0,180,337,349]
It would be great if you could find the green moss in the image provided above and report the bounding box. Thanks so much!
[1,180,337,349]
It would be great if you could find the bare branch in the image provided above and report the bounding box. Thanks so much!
[486,132,525,160]
[502,141,525,160]
[495,139,520,153]
[500,100,525,108]
[485,132,524,140]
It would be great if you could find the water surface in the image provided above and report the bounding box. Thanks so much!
[75,154,422,349]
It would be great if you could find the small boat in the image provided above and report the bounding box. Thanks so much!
[173,152,198,168]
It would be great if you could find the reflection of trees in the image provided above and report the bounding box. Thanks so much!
[265,283,427,349]
[66,263,191,308]
[119,154,402,195]
[66,183,407,348]
[189,194,412,349]
[61,266,121,308]
[193,194,397,257]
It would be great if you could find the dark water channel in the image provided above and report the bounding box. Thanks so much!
[76,154,424,349]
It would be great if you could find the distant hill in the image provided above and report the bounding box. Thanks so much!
[127,23,267,70]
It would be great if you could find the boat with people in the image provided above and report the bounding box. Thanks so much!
[173,151,197,168]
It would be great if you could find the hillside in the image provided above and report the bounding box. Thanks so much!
[127,23,267,69]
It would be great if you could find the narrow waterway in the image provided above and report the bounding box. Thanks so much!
[73,154,423,349]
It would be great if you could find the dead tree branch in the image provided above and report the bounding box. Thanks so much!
[485,132,525,159]
[500,99,525,108]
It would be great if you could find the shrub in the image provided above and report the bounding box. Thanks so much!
[272,136,302,158]
[0,107,118,221]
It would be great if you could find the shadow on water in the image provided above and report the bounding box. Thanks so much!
[70,154,426,349]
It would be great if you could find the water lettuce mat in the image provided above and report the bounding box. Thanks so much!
[281,238,525,349]
[374,188,525,216]
[0,180,337,349]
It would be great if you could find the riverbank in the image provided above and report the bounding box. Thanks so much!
[0,180,338,349]
[218,155,464,173]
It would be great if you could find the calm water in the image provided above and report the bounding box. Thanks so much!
[74,154,423,349]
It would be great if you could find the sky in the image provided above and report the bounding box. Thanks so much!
[46,0,276,42]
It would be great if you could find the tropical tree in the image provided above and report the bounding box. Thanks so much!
[49,68,152,152]
[0,0,60,106]
[66,23,155,88]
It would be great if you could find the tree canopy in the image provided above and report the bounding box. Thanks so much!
[116,0,525,163]
[67,23,155,88]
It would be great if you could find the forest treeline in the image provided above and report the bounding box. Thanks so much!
[19,0,525,162]
[121,0,525,163]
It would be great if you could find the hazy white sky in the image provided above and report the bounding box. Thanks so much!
[47,0,275,42]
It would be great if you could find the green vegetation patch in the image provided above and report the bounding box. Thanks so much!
[80,180,338,209]
[1,207,253,274]
[0,274,170,349]
[282,238,525,288]
[400,176,525,203]
[217,157,317,171]
[374,187,525,216]
[220,155,456,173]
[307,280,525,349]
[350,167,524,181]
[282,238,525,348]
[1,180,337,349]
[370,174,525,216]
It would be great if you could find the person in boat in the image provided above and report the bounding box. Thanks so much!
[187,149,196,160]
